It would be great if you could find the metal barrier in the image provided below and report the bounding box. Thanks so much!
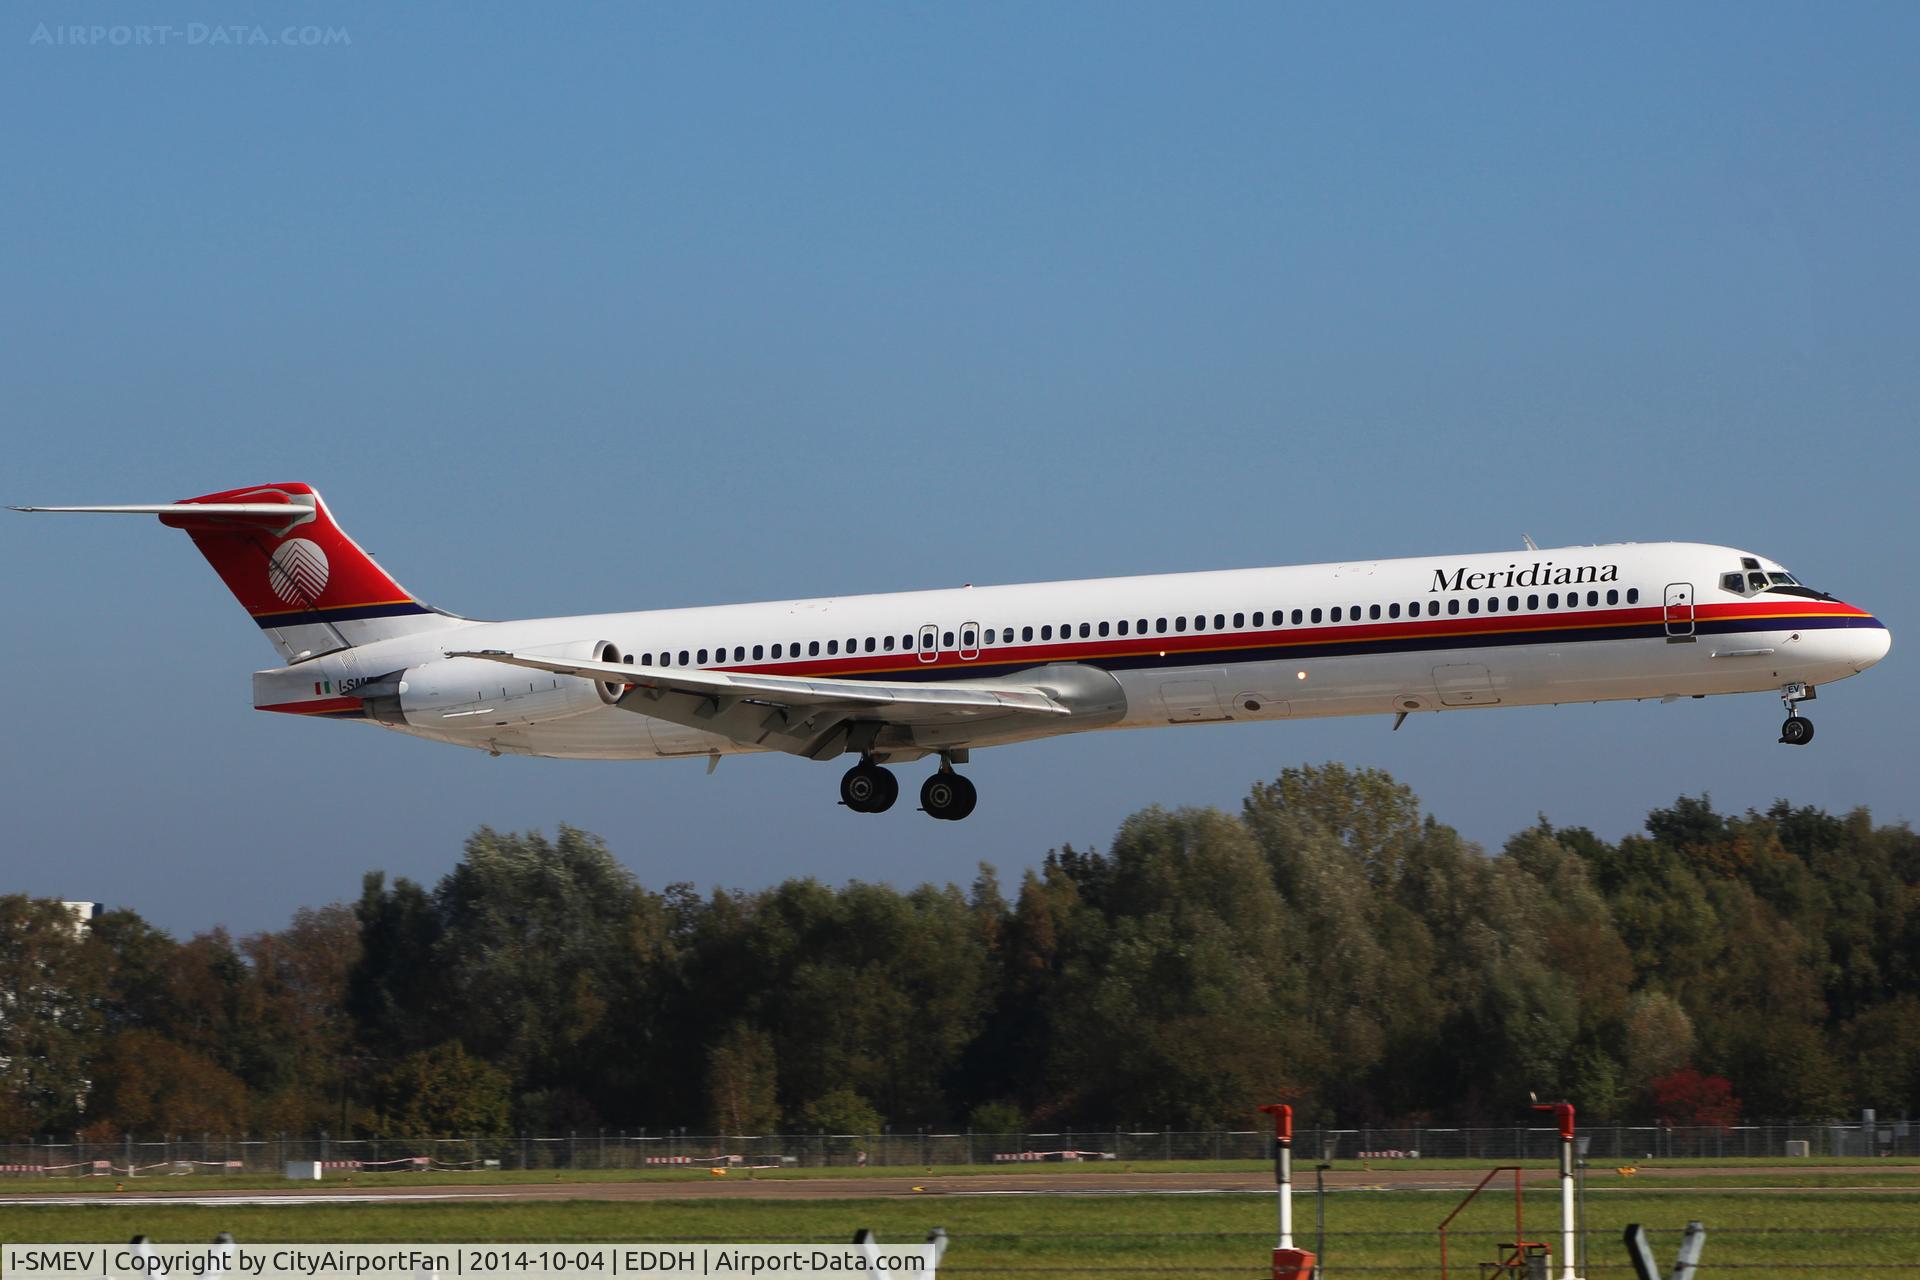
[1,1120,1911,1175]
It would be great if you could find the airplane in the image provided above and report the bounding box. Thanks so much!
[14,483,1891,820]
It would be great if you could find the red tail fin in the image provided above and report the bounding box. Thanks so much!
[166,484,453,658]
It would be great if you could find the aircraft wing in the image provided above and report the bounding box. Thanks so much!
[448,648,1072,760]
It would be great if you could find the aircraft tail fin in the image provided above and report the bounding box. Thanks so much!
[15,483,462,661]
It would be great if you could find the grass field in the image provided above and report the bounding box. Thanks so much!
[3,1186,1918,1275]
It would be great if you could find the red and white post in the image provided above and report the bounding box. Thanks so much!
[1533,1102,1579,1280]
[1258,1104,1315,1280]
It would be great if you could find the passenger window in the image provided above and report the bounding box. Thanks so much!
[772,644,783,658]
[698,648,709,664]
[1487,597,1499,613]
[1022,626,1034,641]
[1468,598,1481,614]
[883,636,894,652]
[1041,625,1053,640]
[960,631,973,647]
[1233,612,1245,628]
[1722,572,1746,592]
[826,640,838,655]
[1213,613,1225,629]
[1175,616,1188,632]
[942,631,954,646]
[1310,608,1323,623]
[678,650,690,665]
[1447,600,1460,616]
[1252,611,1264,627]
[1098,621,1110,637]
[1507,596,1519,611]
[1003,628,1014,643]
[1627,588,1639,604]
[1369,604,1381,620]
[734,646,746,661]
[1606,589,1618,606]
[1117,620,1129,636]
[1330,606,1342,622]
[1527,595,1538,610]
[866,637,878,652]
[1080,623,1091,638]
[1193,614,1206,632]
[753,644,764,660]
[1156,618,1168,634]
[1137,618,1148,633]
[641,653,653,666]
[809,641,820,656]
[1547,593,1559,608]
[1586,591,1599,606]
[1389,602,1401,619]
[1292,609,1304,624]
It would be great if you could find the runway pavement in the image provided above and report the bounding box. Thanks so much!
[4,1164,1916,1206]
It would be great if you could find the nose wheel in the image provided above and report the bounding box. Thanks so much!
[1778,683,1816,747]
[920,768,977,821]
[839,760,899,812]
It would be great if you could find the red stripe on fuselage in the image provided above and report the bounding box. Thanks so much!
[693,600,1869,681]
[257,696,365,716]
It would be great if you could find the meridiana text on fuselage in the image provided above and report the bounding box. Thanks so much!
[1430,561,1621,593]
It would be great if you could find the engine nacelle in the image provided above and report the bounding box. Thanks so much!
[371,640,627,730]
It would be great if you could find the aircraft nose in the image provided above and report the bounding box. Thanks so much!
[1851,619,1891,671]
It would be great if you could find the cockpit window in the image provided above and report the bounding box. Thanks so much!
[1769,572,1797,585]
[1722,572,1745,592]
[1748,571,1769,591]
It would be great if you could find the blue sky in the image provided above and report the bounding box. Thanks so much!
[4,3,1915,937]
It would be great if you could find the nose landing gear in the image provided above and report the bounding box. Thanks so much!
[1778,683,1816,746]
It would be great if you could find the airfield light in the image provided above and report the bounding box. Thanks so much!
[1259,1103,1315,1279]
[1531,1101,1580,1280]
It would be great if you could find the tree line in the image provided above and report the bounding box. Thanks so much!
[3,764,1917,1139]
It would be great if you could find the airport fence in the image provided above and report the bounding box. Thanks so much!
[1,1119,1914,1176]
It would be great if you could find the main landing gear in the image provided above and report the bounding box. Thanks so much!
[838,756,977,820]
[1779,682,1816,747]
[839,759,900,813]
[919,767,977,822]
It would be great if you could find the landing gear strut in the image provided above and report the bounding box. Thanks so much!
[920,764,977,821]
[1779,683,1816,747]
[839,759,899,812]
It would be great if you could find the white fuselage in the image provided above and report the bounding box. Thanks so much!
[254,540,1890,762]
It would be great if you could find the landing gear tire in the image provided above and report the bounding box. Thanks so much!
[920,771,977,821]
[1779,715,1815,746]
[840,762,898,813]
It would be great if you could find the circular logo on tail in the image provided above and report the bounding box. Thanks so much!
[268,538,331,604]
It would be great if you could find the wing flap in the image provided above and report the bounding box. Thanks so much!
[446,650,1071,718]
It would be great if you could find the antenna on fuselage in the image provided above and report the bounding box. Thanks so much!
[1522,533,1540,551]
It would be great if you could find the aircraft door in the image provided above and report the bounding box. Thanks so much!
[917,624,939,663]
[959,621,981,661]
[1664,582,1695,639]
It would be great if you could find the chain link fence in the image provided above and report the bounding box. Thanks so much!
[1,1120,1912,1176]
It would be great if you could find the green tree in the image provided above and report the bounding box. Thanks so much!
[707,1023,778,1134]
[372,1042,511,1137]
[90,1029,250,1134]
[800,1087,882,1134]
[0,896,110,1135]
